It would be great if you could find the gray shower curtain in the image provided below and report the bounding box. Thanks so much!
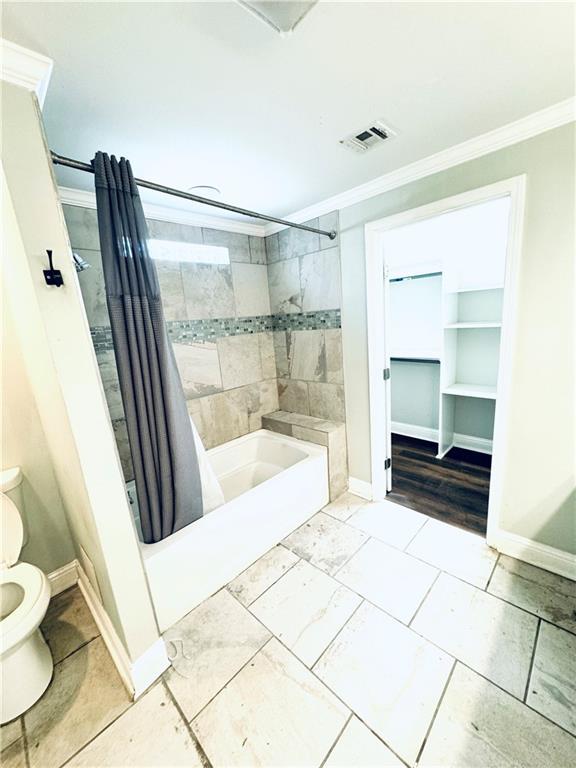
[93,152,203,543]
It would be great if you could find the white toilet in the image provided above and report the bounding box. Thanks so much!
[0,468,53,724]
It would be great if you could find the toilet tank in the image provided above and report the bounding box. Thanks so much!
[0,467,27,546]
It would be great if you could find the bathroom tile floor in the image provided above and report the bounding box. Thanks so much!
[2,495,575,767]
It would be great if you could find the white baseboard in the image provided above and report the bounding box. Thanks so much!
[47,560,79,596]
[391,422,493,455]
[489,529,576,581]
[48,559,169,698]
[348,477,373,500]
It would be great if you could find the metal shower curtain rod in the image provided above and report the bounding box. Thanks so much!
[51,152,337,240]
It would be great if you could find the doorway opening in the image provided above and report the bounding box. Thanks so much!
[365,178,526,540]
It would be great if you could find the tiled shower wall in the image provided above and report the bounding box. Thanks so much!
[63,205,345,482]
[265,211,345,422]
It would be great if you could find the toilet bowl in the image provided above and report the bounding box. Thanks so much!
[1,469,53,724]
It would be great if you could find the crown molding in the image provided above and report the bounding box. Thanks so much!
[58,186,267,237]
[263,97,575,236]
[0,38,53,108]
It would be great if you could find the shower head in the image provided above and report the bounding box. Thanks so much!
[73,252,91,272]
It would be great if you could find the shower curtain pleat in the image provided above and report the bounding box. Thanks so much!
[93,152,203,543]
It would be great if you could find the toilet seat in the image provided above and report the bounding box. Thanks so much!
[0,563,50,655]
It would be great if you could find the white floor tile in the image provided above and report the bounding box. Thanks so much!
[336,538,438,623]
[406,518,498,588]
[323,492,368,522]
[0,718,22,752]
[24,637,131,768]
[227,545,299,606]
[192,638,349,768]
[164,590,270,720]
[527,622,576,735]
[250,560,361,666]
[419,664,576,767]
[488,555,576,633]
[282,512,368,576]
[348,500,427,549]
[41,586,100,664]
[412,573,538,698]
[323,717,404,767]
[67,684,204,767]
[314,602,453,765]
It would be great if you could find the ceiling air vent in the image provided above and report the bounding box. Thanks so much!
[340,120,396,153]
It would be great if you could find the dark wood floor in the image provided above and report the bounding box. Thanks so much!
[387,434,491,535]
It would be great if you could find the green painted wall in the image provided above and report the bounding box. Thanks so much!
[340,123,575,553]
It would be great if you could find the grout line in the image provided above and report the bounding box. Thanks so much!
[331,536,371,578]
[57,680,163,768]
[408,569,441,628]
[48,634,101,669]
[318,713,352,768]
[242,553,302,608]
[310,599,366,670]
[402,518,430,552]
[484,551,501,592]
[523,618,541,703]
[20,716,30,768]
[162,680,214,768]
[415,658,457,765]
[185,635,274,724]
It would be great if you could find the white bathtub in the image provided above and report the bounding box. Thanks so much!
[130,429,329,631]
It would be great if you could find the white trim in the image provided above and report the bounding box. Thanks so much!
[73,560,170,699]
[47,560,79,596]
[365,176,526,542]
[348,477,373,501]
[264,99,574,235]
[0,38,53,108]
[391,422,493,454]
[391,422,438,444]
[489,530,576,582]
[58,186,267,238]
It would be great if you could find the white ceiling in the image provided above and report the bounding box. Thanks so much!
[2,1,574,221]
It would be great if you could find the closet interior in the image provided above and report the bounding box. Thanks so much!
[384,196,511,533]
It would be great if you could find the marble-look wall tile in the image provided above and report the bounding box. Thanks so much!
[265,232,280,263]
[259,332,276,380]
[246,380,280,431]
[112,419,134,481]
[279,220,320,260]
[173,342,223,398]
[63,205,101,250]
[96,350,124,421]
[217,334,263,389]
[146,218,202,244]
[156,260,186,320]
[319,211,340,250]
[181,263,235,320]
[187,397,215,448]
[278,378,310,415]
[309,382,345,421]
[268,259,302,314]
[300,248,341,311]
[288,330,326,382]
[273,331,289,377]
[210,388,250,445]
[249,236,267,264]
[231,263,271,317]
[327,425,348,500]
[76,249,110,327]
[325,329,344,384]
[202,228,250,263]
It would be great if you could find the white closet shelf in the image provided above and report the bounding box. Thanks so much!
[442,383,497,399]
[447,285,504,293]
[444,322,502,329]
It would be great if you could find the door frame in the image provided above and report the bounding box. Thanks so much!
[364,175,526,545]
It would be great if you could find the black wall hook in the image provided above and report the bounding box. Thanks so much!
[43,250,64,287]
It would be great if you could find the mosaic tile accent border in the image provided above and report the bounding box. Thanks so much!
[90,310,341,351]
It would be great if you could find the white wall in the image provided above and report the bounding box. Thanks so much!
[1,81,161,661]
[1,277,75,573]
[341,123,575,554]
